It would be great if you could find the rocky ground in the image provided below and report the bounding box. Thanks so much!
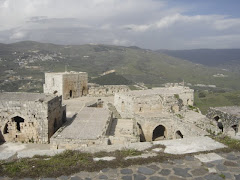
[0,151,240,180]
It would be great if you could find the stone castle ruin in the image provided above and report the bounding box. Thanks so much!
[206,106,240,136]
[0,93,66,143]
[0,71,239,148]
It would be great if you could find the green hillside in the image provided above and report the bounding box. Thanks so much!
[90,72,133,85]
[0,41,240,92]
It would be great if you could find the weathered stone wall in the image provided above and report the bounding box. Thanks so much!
[114,86,194,119]
[135,113,207,142]
[62,73,88,99]
[43,73,63,97]
[47,97,66,139]
[43,72,88,100]
[88,85,130,96]
[206,107,240,134]
[0,93,65,143]
[114,93,179,118]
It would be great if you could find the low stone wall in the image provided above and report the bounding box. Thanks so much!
[88,85,130,97]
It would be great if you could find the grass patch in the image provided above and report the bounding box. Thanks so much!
[212,135,240,151]
[219,173,226,179]
[194,90,240,114]
[0,143,232,178]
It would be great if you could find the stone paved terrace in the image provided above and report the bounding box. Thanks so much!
[211,106,240,118]
[119,86,193,96]
[1,151,240,179]
[0,92,56,102]
[55,107,111,140]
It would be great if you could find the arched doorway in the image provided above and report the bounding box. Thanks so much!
[137,123,146,142]
[175,130,183,139]
[12,116,24,132]
[152,125,167,141]
[214,116,220,121]
[214,116,223,132]
[232,124,238,134]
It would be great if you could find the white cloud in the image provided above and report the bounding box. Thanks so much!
[10,31,27,40]
[0,0,240,49]
[112,39,133,46]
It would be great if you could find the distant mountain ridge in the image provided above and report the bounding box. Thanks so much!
[157,49,240,67]
[1,41,240,91]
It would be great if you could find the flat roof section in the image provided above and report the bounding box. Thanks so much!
[56,107,110,140]
[0,92,55,102]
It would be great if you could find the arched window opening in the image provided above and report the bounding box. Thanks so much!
[82,87,86,96]
[176,130,183,139]
[214,116,220,121]
[69,90,73,98]
[3,123,9,134]
[152,125,166,141]
[232,125,238,133]
[12,116,24,132]
[137,123,146,142]
[217,122,223,132]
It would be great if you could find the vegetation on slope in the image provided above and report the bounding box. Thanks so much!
[194,90,240,114]
[89,72,133,85]
[1,41,240,92]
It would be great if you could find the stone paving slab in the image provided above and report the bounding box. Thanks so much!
[0,152,16,161]
[1,152,240,180]
[195,153,224,163]
[153,136,226,154]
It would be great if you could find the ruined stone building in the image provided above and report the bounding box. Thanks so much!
[114,86,194,119]
[0,70,219,148]
[113,86,206,142]
[43,71,88,100]
[206,106,240,136]
[0,93,66,143]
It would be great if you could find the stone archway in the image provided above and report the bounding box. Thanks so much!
[2,115,38,143]
[175,130,183,139]
[152,125,167,141]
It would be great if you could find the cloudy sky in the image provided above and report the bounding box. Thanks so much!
[0,0,240,49]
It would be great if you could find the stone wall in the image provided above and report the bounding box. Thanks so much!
[43,73,63,97]
[206,106,240,135]
[135,114,207,142]
[114,86,194,119]
[43,72,88,100]
[88,84,130,96]
[114,93,178,119]
[0,93,65,143]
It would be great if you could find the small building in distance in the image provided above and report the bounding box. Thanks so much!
[0,92,66,143]
[43,71,88,100]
